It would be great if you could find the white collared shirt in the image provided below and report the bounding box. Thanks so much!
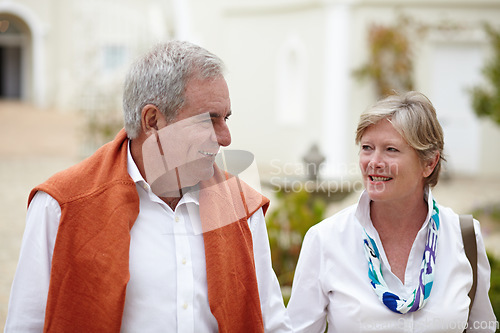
[287,190,497,333]
[5,144,291,333]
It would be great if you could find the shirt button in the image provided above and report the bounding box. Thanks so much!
[182,258,187,265]
[175,216,180,223]
[183,303,188,310]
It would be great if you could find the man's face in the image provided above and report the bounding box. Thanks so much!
[142,76,232,195]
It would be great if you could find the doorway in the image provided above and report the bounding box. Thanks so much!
[0,45,22,98]
[0,14,29,101]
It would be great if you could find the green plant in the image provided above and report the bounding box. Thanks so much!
[353,18,415,98]
[266,189,327,304]
[475,203,500,330]
[470,23,500,126]
[354,16,461,98]
[488,252,500,330]
[85,109,123,144]
[79,88,124,152]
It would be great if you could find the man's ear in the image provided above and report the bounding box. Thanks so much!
[140,104,160,135]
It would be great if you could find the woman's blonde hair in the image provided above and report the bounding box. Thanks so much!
[355,91,445,187]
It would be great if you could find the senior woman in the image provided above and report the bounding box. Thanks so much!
[287,91,496,332]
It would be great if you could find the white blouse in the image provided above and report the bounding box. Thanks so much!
[287,190,497,333]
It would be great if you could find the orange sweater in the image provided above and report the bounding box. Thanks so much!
[29,129,268,332]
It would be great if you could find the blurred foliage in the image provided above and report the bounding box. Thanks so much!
[470,23,500,126]
[475,203,500,330]
[80,88,124,152]
[353,17,415,98]
[267,189,328,304]
[488,253,500,329]
[474,203,500,225]
[85,110,123,145]
[354,15,461,98]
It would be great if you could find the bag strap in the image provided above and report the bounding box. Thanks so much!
[459,214,477,332]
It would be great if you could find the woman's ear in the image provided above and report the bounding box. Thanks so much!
[423,152,440,178]
[140,104,160,135]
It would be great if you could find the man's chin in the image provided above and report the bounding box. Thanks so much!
[150,175,180,198]
[178,164,215,187]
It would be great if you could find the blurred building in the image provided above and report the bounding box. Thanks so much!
[1,0,500,181]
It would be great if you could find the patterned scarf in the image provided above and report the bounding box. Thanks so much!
[362,200,440,314]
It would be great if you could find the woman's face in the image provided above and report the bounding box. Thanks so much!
[358,119,435,204]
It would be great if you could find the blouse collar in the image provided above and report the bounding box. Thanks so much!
[354,187,435,234]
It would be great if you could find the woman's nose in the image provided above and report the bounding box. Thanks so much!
[368,152,384,169]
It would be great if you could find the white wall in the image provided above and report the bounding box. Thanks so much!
[2,0,500,178]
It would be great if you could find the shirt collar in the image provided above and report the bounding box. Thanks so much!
[423,187,434,227]
[127,140,145,184]
[354,190,372,230]
[354,187,435,232]
[126,140,200,205]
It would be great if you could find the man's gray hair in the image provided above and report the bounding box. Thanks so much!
[123,40,225,139]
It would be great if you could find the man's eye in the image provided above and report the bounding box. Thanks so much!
[196,119,213,128]
[361,145,372,151]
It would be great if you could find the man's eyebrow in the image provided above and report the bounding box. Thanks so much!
[210,110,232,118]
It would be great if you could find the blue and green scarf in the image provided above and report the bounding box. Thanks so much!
[362,200,440,313]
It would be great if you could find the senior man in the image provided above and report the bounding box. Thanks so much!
[5,41,291,333]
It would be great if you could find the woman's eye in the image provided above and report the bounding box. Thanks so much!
[361,145,372,151]
[387,147,399,152]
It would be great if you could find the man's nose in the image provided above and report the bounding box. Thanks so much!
[214,122,231,147]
